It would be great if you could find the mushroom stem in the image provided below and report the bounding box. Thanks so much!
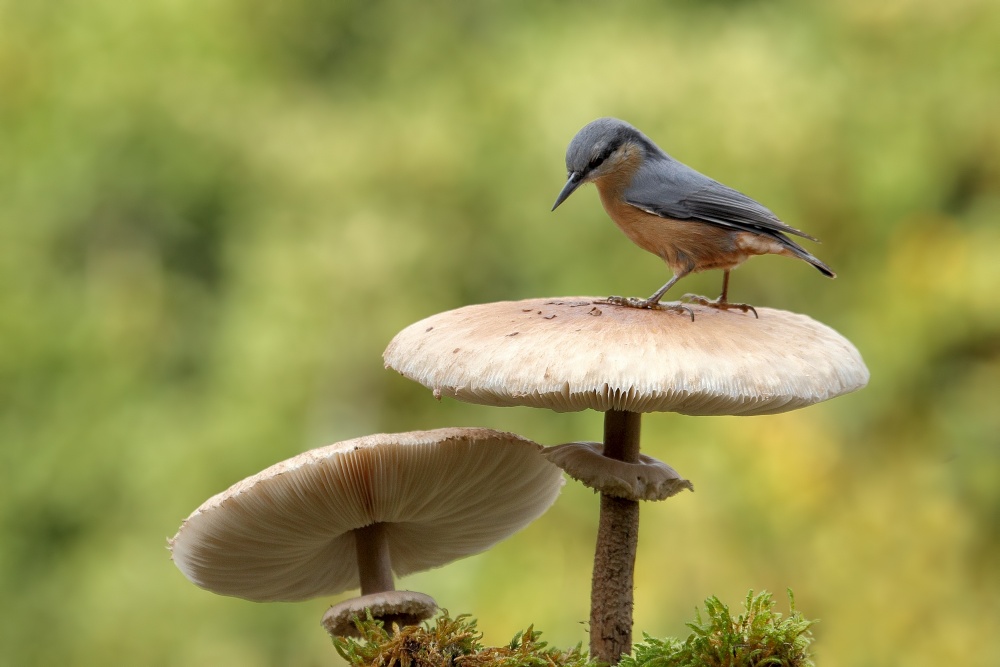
[590,409,641,664]
[354,523,395,595]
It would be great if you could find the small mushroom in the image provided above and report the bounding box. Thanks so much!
[384,297,869,663]
[323,591,437,638]
[169,428,564,637]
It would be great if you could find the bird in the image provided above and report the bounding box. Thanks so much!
[551,117,834,318]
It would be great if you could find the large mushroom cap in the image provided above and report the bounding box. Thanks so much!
[169,428,563,602]
[384,298,869,416]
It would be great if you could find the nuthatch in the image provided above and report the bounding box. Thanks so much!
[552,117,834,317]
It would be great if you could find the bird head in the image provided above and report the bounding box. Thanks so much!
[552,117,649,210]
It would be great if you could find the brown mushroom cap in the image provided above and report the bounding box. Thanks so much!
[384,298,869,416]
[169,428,563,602]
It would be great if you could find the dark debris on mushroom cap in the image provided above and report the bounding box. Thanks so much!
[384,298,870,416]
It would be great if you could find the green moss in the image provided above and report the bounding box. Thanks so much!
[334,591,815,667]
[333,611,594,667]
[620,590,816,667]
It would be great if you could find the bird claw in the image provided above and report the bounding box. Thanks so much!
[681,293,758,318]
[596,296,695,321]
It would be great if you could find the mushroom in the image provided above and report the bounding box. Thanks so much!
[169,427,564,637]
[384,297,869,663]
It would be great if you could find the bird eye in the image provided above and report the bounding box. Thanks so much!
[588,145,615,171]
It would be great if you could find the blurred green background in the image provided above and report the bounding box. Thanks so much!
[2,0,999,665]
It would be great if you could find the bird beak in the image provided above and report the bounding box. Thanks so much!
[551,171,583,211]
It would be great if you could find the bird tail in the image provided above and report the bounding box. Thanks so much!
[780,235,836,278]
[806,253,836,278]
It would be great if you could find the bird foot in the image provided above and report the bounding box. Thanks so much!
[596,296,695,321]
[681,294,758,318]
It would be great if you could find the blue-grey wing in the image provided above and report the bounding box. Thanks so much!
[624,158,818,242]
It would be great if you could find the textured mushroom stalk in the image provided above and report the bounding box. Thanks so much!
[590,409,642,664]
[355,523,394,595]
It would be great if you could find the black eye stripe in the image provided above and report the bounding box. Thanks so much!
[589,145,616,170]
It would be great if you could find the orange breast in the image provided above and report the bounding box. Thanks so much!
[588,148,793,275]
[596,183,751,274]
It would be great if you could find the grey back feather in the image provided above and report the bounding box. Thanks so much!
[625,154,818,242]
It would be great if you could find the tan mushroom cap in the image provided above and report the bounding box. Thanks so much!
[169,428,563,602]
[384,298,869,416]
